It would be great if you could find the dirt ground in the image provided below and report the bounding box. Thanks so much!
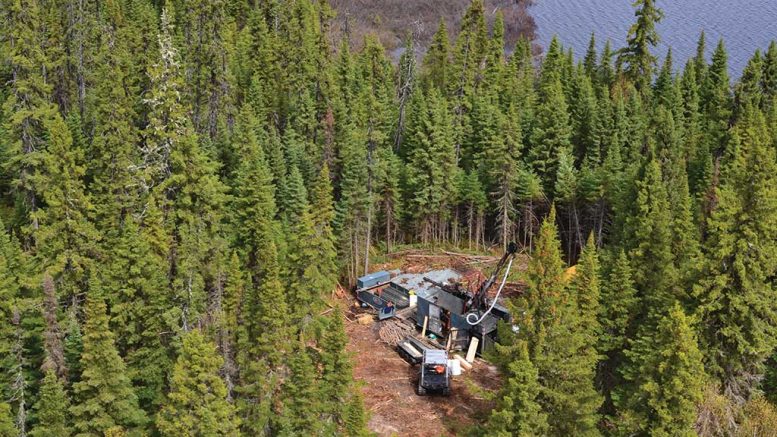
[342,250,524,436]
[345,311,502,436]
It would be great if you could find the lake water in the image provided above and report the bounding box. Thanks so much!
[531,0,777,78]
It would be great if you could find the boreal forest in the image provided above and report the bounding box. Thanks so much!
[1,0,777,435]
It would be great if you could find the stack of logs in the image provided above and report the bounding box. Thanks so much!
[378,318,415,345]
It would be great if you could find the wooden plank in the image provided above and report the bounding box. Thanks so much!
[465,337,479,363]
[421,316,429,338]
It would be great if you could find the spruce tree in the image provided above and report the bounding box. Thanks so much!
[422,19,451,93]
[530,77,573,195]
[319,309,367,434]
[0,218,22,396]
[486,339,549,436]
[517,207,601,436]
[87,16,141,234]
[583,33,598,79]
[701,39,733,156]
[695,107,777,401]
[618,0,663,90]
[597,250,639,416]
[156,330,240,436]
[29,370,70,437]
[103,218,172,411]
[34,113,99,302]
[1,0,58,237]
[571,234,601,339]
[279,341,321,436]
[0,403,14,437]
[621,304,705,436]
[71,291,147,435]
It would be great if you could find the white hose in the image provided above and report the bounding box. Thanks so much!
[466,257,514,326]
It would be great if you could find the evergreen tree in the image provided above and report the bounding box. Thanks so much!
[71,292,147,435]
[485,339,549,436]
[695,107,777,401]
[87,13,141,233]
[621,304,705,436]
[34,113,99,301]
[583,33,598,79]
[530,77,573,194]
[404,87,456,243]
[597,250,639,416]
[103,218,172,411]
[618,0,663,90]
[571,234,601,339]
[423,19,451,93]
[29,370,70,437]
[516,207,601,436]
[319,309,367,434]
[156,329,240,436]
[0,403,14,437]
[279,341,320,435]
[1,0,59,237]
[701,39,733,156]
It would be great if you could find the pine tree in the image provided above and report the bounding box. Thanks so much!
[485,339,549,436]
[34,113,99,301]
[517,207,601,436]
[618,0,663,91]
[70,291,147,435]
[29,370,70,437]
[103,218,172,411]
[1,0,59,237]
[530,77,573,194]
[621,304,705,436]
[0,403,14,437]
[695,107,777,401]
[279,341,321,435]
[597,250,639,416]
[156,330,240,436]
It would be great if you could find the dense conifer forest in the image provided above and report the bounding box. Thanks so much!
[1,0,777,435]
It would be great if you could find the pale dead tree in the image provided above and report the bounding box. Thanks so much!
[134,7,186,198]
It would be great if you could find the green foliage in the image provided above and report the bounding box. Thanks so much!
[515,207,601,436]
[695,107,777,400]
[156,330,240,436]
[621,304,705,436]
[71,293,147,435]
[618,0,663,90]
[29,370,70,437]
[485,339,548,436]
[2,1,777,435]
[0,403,14,437]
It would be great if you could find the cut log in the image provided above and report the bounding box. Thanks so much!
[454,355,473,370]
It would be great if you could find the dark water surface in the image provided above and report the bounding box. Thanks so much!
[532,0,777,77]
